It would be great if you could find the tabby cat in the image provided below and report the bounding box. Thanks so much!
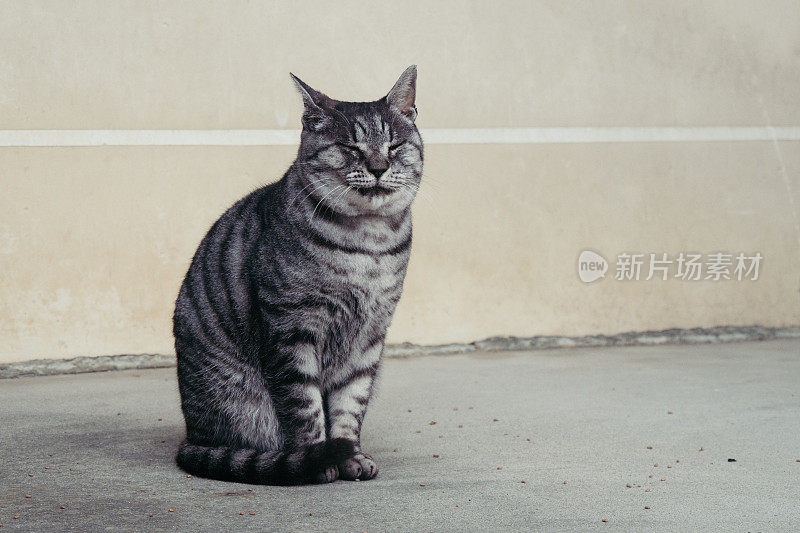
[173,66,422,485]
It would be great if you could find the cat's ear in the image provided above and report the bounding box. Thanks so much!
[290,73,334,132]
[386,65,417,122]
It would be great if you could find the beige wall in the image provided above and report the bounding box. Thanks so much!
[1,1,799,363]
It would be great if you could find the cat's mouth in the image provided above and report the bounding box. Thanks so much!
[354,185,394,198]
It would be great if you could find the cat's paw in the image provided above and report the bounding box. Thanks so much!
[338,452,379,481]
[301,439,352,484]
[314,464,340,484]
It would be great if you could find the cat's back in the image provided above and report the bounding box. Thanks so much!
[172,181,283,350]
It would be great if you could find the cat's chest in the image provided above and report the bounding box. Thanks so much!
[309,251,406,362]
[328,252,406,292]
[304,212,411,294]
[315,251,408,333]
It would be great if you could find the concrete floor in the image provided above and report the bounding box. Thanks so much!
[1,339,799,532]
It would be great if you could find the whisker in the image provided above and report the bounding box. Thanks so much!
[300,181,334,206]
[419,173,444,191]
[292,176,332,206]
[399,181,441,224]
[333,184,353,204]
[309,185,346,222]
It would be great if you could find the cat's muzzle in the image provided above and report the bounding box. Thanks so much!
[354,185,394,197]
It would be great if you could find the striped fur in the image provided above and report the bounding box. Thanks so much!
[173,66,422,485]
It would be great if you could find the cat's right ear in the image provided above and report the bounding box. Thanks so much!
[290,73,334,132]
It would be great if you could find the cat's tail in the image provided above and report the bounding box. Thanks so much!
[175,438,355,485]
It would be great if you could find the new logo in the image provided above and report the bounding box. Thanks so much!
[578,250,608,283]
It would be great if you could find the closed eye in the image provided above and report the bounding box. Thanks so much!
[336,142,363,158]
[389,142,405,154]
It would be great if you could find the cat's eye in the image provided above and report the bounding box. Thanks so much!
[389,142,405,154]
[336,143,363,158]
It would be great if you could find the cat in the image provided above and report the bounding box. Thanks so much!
[173,66,422,485]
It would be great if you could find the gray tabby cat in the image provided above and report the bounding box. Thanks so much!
[173,66,422,485]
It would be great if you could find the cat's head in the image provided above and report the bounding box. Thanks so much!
[291,66,423,217]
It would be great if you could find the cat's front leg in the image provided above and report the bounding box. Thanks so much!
[268,339,343,484]
[326,341,383,480]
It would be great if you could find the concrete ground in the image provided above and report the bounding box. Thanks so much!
[1,340,799,532]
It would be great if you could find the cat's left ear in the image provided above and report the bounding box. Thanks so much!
[386,65,417,122]
[290,73,335,132]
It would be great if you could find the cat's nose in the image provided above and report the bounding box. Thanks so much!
[366,164,389,179]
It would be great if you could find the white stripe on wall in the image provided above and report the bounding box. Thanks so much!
[0,127,799,147]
